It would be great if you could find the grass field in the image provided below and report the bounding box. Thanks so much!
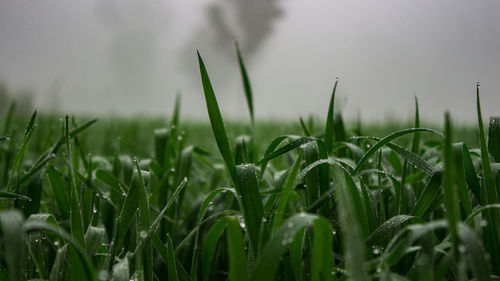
[0,46,499,281]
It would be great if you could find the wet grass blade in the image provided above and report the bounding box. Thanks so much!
[202,218,228,281]
[410,172,442,217]
[332,164,367,281]
[488,116,500,162]
[443,112,459,253]
[250,213,317,281]
[227,216,248,281]
[351,128,443,175]
[198,51,237,183]
[311,218,335,281]
[166,234,179,281]
[272,154,302,233]
[0,210,25,281]
[0,191,31,200]
[236,164,264,258]
[7,110,37,192]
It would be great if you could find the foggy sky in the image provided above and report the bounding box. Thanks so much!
[0,0,498,123]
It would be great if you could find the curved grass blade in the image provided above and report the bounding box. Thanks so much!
[0,191,31,201]
[7,110,37,192]
[235,40,254,124]
[202,218,228,281]
[366,215,423,247]
[410,171,442,217]
[24,221,97,281]
[257,136,315,165]
[325,78,339,154]
[197,51,237,183]
[250,213,317,281]
[351,128,443,175]
[272,154,302,232]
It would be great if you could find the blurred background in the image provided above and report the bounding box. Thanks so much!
[0,0,499,123]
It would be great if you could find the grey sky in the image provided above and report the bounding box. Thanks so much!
[0,0,498,123]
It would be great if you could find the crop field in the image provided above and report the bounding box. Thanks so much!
[0,48,499,281]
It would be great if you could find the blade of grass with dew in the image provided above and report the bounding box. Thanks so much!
[366,215,423,247]
[0,210,25,281]
[166,234,179,281]
[311,217,335,281]
[410,171,442,217]
[476,83,500,272]
[457,223,491,281]
[272,154,302,233]
[202,217,228,281]
[236,163,264,259]
[133,160,153,281]
[7,110,37,192]
[197,51,237,184]
[488,116,500,162]
[332,164,367,281]
[325,78,339,154]
[453,143,473,218]
[24,221,97,281]
[442,112,460,255]
[257,136,315,165]
[0,191,31,200]
[302,142,320,208]
[227,216,248,281]
[65,116,85,247]
[250,213,317,281]
[351,128,443,176]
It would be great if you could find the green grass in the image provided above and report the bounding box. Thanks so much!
[0,47,498,281]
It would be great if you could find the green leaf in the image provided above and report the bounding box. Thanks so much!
[272,154,302,233]
[410,172,442,217]
[325,78,339,154]
[227,216,248,281]
[366,215,423,247]
[442,112,460,249]
[250,213,317,281]
[24,221,97,281]
[332,164,367,281]
[235,40,254,124]
[166,234,179,281]
[0,191,31,201]
[0,210,25,281]
[351,128,443,175]
[458,223,491,281]
[7,110,37,192]
[197,51,237,184]
[236,164,264,258]
[488,116,500,162]
[311,218,335,281]
[202,218,228,281]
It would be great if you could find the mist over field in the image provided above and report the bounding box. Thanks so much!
[0,0,499,122]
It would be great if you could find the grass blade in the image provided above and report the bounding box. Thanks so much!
[198,51,237,183]
[227,216,248,281]
[236,164,264,258]
[325,78,339,154]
